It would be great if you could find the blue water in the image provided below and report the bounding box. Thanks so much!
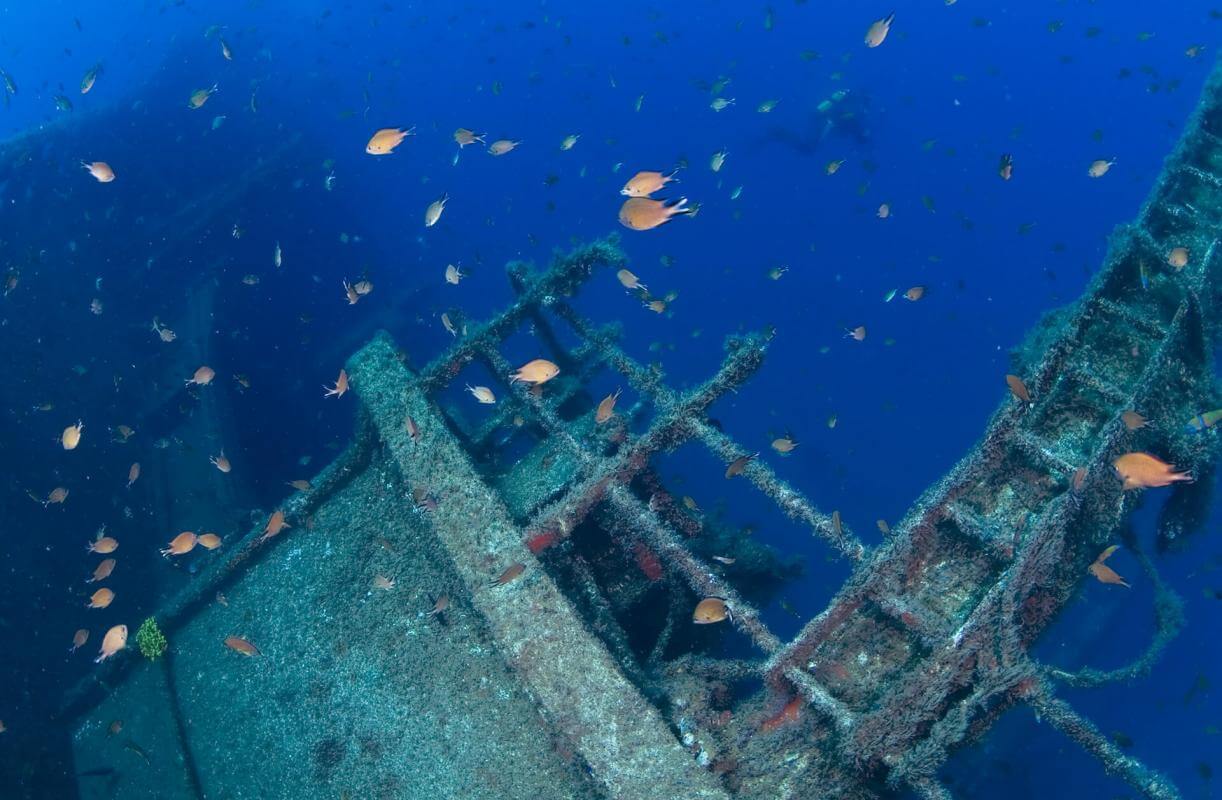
[0,1,1218,797]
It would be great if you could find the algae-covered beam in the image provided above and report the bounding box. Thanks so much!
[685,416,867,561]
[840,284,1199,772]
[552,300,867,561]
[904,774,956,800]
[477,332,858,729]
[499,331,768,549]
[1028,685,1181,800]
[417,237,627,394]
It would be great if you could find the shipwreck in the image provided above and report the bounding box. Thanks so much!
[54,57,1222,800]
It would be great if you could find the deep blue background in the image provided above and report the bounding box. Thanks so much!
[0,1,1218,797]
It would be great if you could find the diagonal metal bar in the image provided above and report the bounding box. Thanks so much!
[416,237,627,393]
[492,332,768,547]
[1028,682,1181,800]
[477,336,859,729]
[549,300,867,561]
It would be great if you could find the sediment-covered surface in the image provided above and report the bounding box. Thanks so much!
[73,448,601,800]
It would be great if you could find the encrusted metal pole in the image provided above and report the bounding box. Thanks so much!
[482,333,859,731]
[551,301,867,561]
[1029,684,1181,800]
[418,238,627,393]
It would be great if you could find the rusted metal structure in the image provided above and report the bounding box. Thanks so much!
[63,60,1219,800]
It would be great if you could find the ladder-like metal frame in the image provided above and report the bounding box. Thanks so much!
[377,57,1221,798]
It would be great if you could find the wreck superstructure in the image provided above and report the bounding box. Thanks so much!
[60,60,1221,800]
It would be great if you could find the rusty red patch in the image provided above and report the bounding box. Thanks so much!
[526,530,560,554]
[632,542,663,581]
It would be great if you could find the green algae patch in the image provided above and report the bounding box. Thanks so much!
[136,617,168,660]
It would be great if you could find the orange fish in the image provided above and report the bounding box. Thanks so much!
[186,365,215,386]
[87,588,115,609]
[620,169,679,197]
[903,286,926,302]
[1005,374,1032,405]
[845,325,866,342]
[616,269,647,292]
[725,452,758,478]
[95,624,127,662]
[324,369,349,398]
[61,420,83,450]
[366,126,414,155]
[161,531,198,557]
[1113,452,1192,490]
[692,597,731,624]
[453,128,485,148]
[126,462,140,488]
[771,436,798,454]
[864,12,895,47]
[491,562,525,586]
[210,451,231,473]
[287,479,313,492]
[509,359,560,386]
[1167,247,1189,270]
[88,536,118,554]
[595,388,622,424]
[197,533,222,550]
[70,628,89,653]
[618,197,691,231]
[260,510,290,542]
[428,594,450,617]
[224,635,260,656]
[466,384,496,404]
[1121,410,1148,431]
[1087,158,1115,178]
[487,139,521,156]
[1088,545,1130,588]
[81,161,115,183]
[187,84,217,109]
[88,558,116,583]
[998,153,1014,181]
[372,574,395,590]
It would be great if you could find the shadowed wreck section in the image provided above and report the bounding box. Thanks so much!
[61,56,1220,800]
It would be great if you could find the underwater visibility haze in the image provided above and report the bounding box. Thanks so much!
[0,1,1220,799]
